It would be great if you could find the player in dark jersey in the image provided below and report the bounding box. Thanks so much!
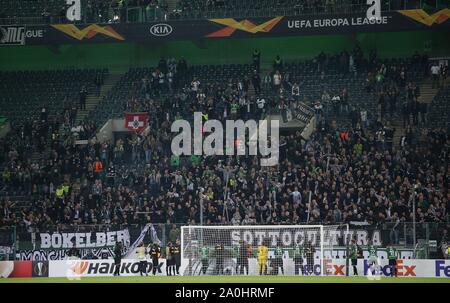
[214,243,225,275]
[166,241,175,276]
[236,240,249,275]
[274,245,284,275]
[293,244,304,275]
[172,239,181,275]
[150,242,162,275]
[200,245,210,275]
[349,239,359,276]
[387,245,398,277]
[268,256,276,275]
[305,241,315,275]
[113,241,123,276]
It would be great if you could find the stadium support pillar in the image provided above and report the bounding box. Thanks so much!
[200,198,204,226]
[200,197,204,250]
[344,224,350,276]
[412,189,417,257]
[320,226,324,277]
[307,191,312,223]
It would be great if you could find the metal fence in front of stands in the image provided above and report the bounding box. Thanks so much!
[9,221,449,246]
[0,222,447,260]
[1,0,449,26]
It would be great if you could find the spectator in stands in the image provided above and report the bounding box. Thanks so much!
[314,100,323,127]
[320,90,330,116]
[59,5,67,23]
[339,51,349,74]
[191,77,200,94]
[431,63,440,89]
[1,53,448,245]
[317,51,326,72]
[40,106,48,124]
[252,49,261,73]
[93,157,103,178]
[79,86,88,110]
[440,63,448,88]
[340,88,349,115]
[273,71,282,92]
[331,93,340,116]
[418,100,427,125]
[251,70,261,95]
[158,69,166,91]
[349,106,359,129]
[256,97,266,119]
[292,82,300,100]
[401,99,409,127]
[386,86,398,114]
[273,55,282,72]
[167,69,174,93]
[158,57,167,74]
[41,7,51,23]
[178,57,187,75]
[378,91,386,120]
[364,72,374,93]
[263,73,271,90]
[95,73,103,97]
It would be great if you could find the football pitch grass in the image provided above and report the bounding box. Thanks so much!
[1,275,449,283]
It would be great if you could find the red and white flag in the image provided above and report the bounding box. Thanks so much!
[124,112,148,132]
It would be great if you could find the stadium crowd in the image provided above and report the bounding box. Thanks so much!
[3,0,445,24]
[0,48,448,244]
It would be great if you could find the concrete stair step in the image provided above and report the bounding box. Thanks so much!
[417,77,439,105]
[73,73,123,124]
[31,152,42,161]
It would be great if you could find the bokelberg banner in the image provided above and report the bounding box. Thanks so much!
[16,224,162,260]
[16,228,130,261]
[14,9,450,46]
[38,229,130,249]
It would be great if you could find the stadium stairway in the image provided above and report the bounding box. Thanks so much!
[418,78,440,105]
[30,151,42,163]
[167,0,179,11]
[248,81,256,99]
[392,76,445,147]
[392,120,405,148]
[75,73,123,124]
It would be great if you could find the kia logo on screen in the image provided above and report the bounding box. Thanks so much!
[150,24,173,36]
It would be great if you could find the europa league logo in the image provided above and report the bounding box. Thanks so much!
[33,261,47,277]
[37,262,43,276]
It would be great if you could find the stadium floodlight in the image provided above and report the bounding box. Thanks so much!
[181,225,349,276]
